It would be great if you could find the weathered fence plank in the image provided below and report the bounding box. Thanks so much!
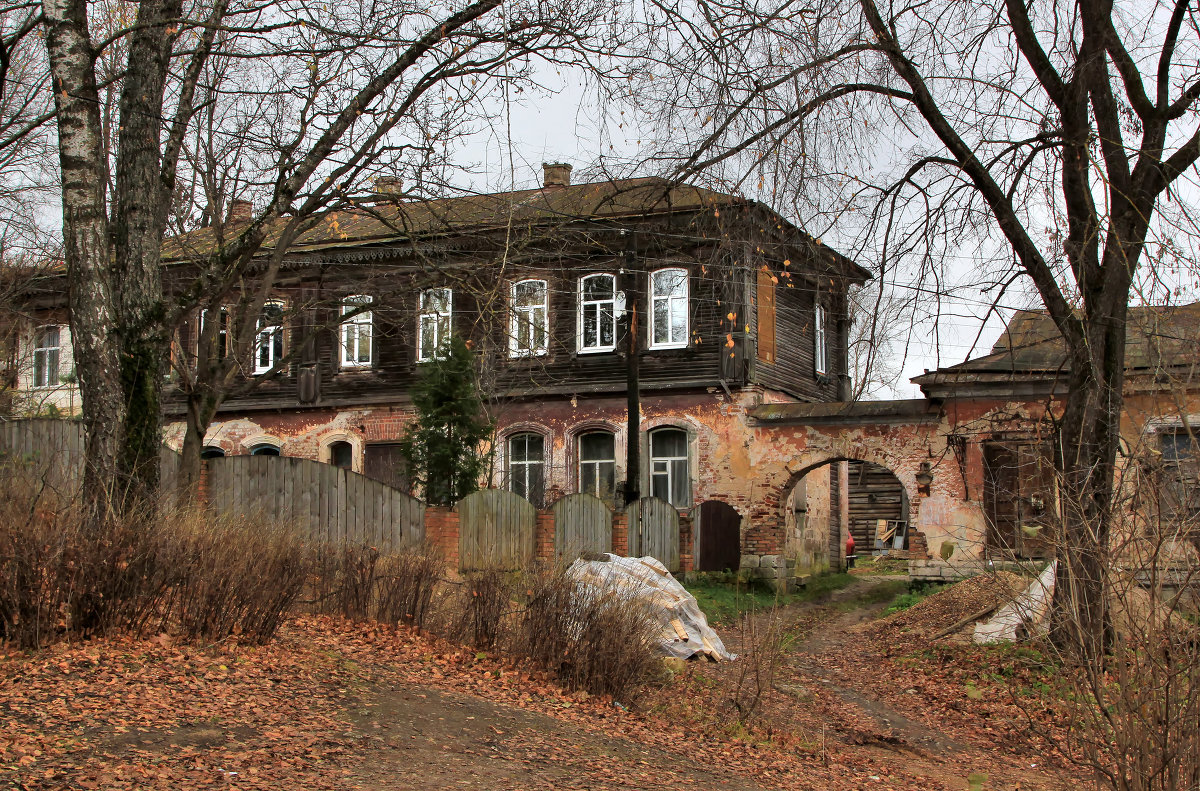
[626,497,680,572]
[552,493,612,559]
[203,455,424,550]
[457,489,536,571]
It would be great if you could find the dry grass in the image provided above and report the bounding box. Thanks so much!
[517,563,661,701]
[374,546,443,631]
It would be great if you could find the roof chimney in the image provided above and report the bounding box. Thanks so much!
[229,199,253,223]
[374,175,403,194]
[542,162,572,188]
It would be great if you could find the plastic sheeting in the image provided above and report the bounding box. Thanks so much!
[974,560,1056,644]
[567,554,735,661]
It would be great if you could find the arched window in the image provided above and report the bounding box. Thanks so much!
[254,301,285,375]
[579,273,616,353]
[649,268,688,349]
[200,446,225,459]
[250,443,281,456]
[340,295,373,368]
[507,432,545,506]
[649,427,689,507]
[578,431,616,503]
[329,440,353,470]
[510,279,548,357]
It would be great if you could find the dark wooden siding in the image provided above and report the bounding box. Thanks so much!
[162,212,855,414]
[750,264,845,401]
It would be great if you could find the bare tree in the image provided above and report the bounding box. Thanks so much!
[19,0,620,518]
[623,0,1200,660]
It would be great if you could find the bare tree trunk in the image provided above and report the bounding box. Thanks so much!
[110,0,184,505]
[42,0,123,521]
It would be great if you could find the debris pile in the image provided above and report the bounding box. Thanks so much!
[871,571,1027,643]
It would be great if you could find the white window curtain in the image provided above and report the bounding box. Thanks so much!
[508,433,545,506]
[649,427,689,507]
[814,302,827,375]
[579,431,616,502]
[418,288,452,362]
[650,268,688,348]
[33,326,61,387]
[254,302,285,375]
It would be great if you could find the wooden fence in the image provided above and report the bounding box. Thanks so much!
[456,489,536,571]
[627,496,681,572]
[0,418,180,503]
[0,420,695,572]
[552,493,612,558]
[206,455,424,552]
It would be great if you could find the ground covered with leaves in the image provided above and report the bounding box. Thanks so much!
[1,576,1083,790]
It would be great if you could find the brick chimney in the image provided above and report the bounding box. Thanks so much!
[542,162,572,188]
[229,199,253,222]
[375,176,402,194]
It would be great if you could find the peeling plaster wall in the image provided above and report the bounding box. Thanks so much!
[165,388,1085,572]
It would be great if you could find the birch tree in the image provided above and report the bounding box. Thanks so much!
[18,0,618,518]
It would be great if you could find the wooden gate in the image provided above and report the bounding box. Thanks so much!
[626,497,680,572]
[206,456,424,551]
[457,489,536,571]
[696,500,741,571]
[552,493,612,559]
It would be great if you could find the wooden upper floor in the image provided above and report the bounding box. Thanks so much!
[13,172,871,415]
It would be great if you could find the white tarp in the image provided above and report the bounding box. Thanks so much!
[567,553,735,661]
[974,560,1056,644]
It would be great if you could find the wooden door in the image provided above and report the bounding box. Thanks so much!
[696,500,741,571]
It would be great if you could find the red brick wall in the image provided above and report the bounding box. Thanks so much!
[679,513,694,572]
[535,510,555,561]
[424,506,459,568]
[611,511,629,557]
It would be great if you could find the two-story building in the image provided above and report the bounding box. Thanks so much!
[150,165,869,532]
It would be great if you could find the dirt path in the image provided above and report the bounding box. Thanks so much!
[774,575,1069,791]
[344,683,768,791]
[788,576,969,757]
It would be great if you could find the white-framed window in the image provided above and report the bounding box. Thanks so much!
[340,295,373,368]
[814,302,828,375]
[579,273,616,353]
[579,431,616,503]
[199,307,229,360]
[417,287,452,362]
[649,427,690,507]
[250,442,281,456]
[254,301,285,375]
[650,268,688,349]
[511,279,548,357]
[32,326,62,388]
[507,432,545,507]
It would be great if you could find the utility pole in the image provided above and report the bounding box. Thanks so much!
[623,233,641,506]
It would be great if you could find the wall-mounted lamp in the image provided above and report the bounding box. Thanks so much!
[915,462,934,496]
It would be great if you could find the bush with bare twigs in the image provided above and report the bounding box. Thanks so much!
[374,545,443,631]
[0,460,316,648]
[518,563,661,701]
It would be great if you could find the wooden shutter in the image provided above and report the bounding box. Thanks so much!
[756,268,776,363]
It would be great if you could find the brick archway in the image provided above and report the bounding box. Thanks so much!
[729,406,976,568]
